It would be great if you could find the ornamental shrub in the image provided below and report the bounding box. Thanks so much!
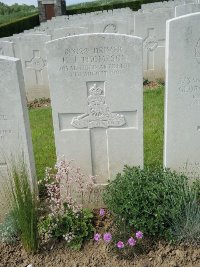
[103,166,193,239]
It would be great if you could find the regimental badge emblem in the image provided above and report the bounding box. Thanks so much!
[71,83,126,129]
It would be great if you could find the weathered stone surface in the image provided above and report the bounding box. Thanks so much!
[0,41,15,57]
[0,56,36,221]
[164,12,200,179]
[175,3,200,17]
[46,34,143,185]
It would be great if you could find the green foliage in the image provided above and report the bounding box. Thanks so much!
[103,166,192,239]
[38,204,94,250]
[170,188,200,245]
[0,2,37,16]
[192,179,200,202]
[8,160,39,253]
[66,0,165,14]
[0,14,39,38]
[67,0,140,14]
[0,213,18,243]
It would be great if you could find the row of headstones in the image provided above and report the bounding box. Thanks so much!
[0,11,200,219]
[0,1,200,101]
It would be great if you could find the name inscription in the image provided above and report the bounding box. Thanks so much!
[59,46,130,77]
[178,77,200,106]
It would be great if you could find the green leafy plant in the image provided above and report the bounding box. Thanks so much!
[103,166,192,239]
[39,204,94,250]
[7,159,39,253]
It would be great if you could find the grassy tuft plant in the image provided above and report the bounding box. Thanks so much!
[7,159,39,253]
[170,186,200,245]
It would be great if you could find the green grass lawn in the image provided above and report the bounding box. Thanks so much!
[29,86,165,180]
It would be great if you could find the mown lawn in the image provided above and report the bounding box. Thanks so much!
[29,86,165,180]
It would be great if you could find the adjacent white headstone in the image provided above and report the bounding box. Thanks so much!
[47,34,143,184]
[0,56,36,221]
[164,12,200,179]
[52,27,88,40]
[134,10,173,81]
[18,34,51,101]
[175,3,200,16]
[0,41,15,57]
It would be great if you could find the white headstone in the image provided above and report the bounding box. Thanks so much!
[18,34,51,101]
[164,12,200,179]
[52,27,88,40]
[0,56,36,221]
[46,34,143,184]
[0,41,15,57]
[175,3,200,16]
[134,10,173,81]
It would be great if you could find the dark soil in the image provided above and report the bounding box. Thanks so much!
[0,239,199,267]
[27,98,51,109]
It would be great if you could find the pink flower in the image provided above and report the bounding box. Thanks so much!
[103,233,112,242]
[99,208,105,216]
[94,233,101,241]
[136,231,143,239]
[117,241,124,249]
[128,237,136,246]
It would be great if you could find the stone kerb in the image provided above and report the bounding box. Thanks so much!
[175,3,200,16]
[46,33,143,191]
[0,55,36,221]
[164,12,200,179]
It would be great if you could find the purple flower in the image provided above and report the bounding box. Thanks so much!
[117,241,124,249]
[99,208,105,216]
[136,231,143,239]
[103,233,112,242]
[127,237,136,246]
[94,233,101,241]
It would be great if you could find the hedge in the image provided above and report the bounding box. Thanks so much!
[66,0,167,15]
[0,13,39,38]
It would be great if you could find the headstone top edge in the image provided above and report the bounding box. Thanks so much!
[46,33,143,46]
[167,10,200,23]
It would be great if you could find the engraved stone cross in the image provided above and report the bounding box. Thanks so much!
[58,82,137,182]
[143,28,165,71]
[25,50,46,85]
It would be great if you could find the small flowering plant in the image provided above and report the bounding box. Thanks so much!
[93,209,143,255]
[38,159,95,250]
[93,209,144,255]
